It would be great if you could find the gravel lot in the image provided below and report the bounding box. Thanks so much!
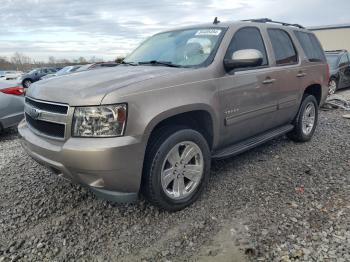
[1,92,350,262]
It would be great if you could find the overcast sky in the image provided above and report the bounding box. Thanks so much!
[1,0,349,61]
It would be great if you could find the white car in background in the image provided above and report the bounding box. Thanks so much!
[4,71,23,80]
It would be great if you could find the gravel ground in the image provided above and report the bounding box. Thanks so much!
[0,100,350,261]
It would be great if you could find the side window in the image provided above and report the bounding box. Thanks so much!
[294,31,325,62]
[225,27,268,68]
[267,29,298,65]
[339,54,349,67]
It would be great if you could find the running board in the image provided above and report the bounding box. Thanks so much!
[212,124,294,160]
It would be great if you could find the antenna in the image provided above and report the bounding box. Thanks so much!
[213,17,220,24]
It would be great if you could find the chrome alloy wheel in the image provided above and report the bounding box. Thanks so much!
[328,79,337,95]
[161,141,204,200]
[302,102,316,135]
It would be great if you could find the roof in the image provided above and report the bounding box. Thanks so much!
[325,50,348,55]
[162,19,309,34]
[308,23,350,31]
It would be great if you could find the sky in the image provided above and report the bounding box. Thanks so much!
[0,0,349,61]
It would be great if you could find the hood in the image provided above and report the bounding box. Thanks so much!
[26,66,186,106]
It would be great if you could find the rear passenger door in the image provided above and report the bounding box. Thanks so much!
[218,27,278,145]
[266,28,301,125]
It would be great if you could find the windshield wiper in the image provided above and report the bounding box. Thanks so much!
[138,60,182,68]
[120,61,138,66]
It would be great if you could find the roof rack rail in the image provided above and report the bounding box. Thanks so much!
[242,18,305,29]
[325,49,347,53]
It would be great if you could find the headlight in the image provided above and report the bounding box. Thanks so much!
[72,104,127,137]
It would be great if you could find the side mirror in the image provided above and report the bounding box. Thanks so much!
[224,49,263,71]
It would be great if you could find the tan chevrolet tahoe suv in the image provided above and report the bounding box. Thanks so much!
[19,18,329,211]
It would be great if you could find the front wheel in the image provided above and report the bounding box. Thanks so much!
[22,79,32,89]
[287,95,318,142]
[142,127,211,211]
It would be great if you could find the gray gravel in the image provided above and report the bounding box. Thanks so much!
[0,106,350,261]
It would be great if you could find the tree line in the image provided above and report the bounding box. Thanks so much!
[0,52,124,72]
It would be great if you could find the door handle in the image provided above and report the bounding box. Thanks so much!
[297,72,307,78]
[262,78,276,84]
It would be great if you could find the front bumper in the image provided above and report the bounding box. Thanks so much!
[18,119,146,202]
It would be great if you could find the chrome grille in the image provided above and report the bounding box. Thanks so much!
[24,97,69,140]
[25,97,68,114]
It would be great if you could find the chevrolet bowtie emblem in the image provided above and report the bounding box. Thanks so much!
[29,107,41,120]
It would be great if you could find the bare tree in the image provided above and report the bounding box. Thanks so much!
[115,56,125,63]
[78,57,87,64]
[48,56,56,65]
[10,52,32,71]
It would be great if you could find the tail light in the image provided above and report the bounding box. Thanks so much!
[0,86,24,96]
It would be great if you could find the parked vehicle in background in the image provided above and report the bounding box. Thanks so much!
[40,65,82,80]
[19,18,328,211]
[20,67,60,88]
[75,62,118,72]
[0,71,23,80]
[325,50,350,94]
[0,80,24,133]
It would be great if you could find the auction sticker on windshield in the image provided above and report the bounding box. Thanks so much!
[195,29,222,36]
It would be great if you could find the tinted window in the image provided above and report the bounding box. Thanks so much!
[225,27,268,67]
[294,31,325,62]
[268,29,298,65]
[326,54,340,69]
[339,54,349,66]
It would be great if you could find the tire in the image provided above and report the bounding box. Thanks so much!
[22,79,32,89]
[287,95,318,142]
[328,78,338,95]
[142,126,211,211]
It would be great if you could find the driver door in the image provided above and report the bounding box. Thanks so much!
[218,27,278,146]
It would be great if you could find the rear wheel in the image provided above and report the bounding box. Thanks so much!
[142,127,211,211]
[287,95,318,142]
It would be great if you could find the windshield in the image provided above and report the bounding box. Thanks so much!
[326,54,339,69]
[76,64,92,72]
[56,66,72,75]
[124,28,225,67]
[28,69,38,74]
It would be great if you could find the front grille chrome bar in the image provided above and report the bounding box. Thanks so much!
[24,97,69,140]
[24,103,68,124]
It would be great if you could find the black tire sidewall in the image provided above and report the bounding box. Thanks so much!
[148,129,211,211]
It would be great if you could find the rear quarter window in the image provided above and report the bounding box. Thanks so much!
[294,31,326,62]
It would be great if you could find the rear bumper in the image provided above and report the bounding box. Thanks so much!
[18,119,146,202]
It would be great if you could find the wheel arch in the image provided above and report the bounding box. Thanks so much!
[21,78,32,87]
[143,104,218,151]
[303,83,322,105]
